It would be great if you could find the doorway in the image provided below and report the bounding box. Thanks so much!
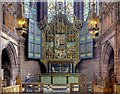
[108,49,114,78]
[2,49,11,86]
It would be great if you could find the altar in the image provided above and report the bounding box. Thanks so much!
[38,73,87,93]
[38,73,86,85]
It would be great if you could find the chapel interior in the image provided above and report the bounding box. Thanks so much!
[0,0,120,93]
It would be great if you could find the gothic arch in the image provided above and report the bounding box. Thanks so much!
[102,41,113,64]
[2,42,18,81]
[101,41,114,77]
[75,61,82,73]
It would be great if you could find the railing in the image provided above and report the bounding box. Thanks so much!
[22,82,43,93]
[2,85,20,93]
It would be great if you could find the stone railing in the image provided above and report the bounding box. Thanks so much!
[2,85,20,93]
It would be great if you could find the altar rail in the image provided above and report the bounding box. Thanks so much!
[22,82,43,93]
[2,85,20,93]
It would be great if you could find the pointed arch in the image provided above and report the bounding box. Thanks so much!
[101,40,114,77]
[102,41,113,64]
[2,42,18,80]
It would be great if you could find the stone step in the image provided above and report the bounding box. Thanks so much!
[87,82,92,92]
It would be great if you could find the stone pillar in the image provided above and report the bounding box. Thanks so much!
[18,36,25,75]
[114,26,119,82]
[17,29,26,82]
[0,2,2,94]
[114,3,119,82]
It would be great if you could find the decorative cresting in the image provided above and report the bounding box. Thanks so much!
[38,12,81,73]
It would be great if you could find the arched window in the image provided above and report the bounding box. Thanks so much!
[48,0,74,23]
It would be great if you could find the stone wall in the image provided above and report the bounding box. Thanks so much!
[77,39,100,82]
[19,38,41,82]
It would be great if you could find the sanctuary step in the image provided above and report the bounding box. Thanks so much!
[43,84,70,93]
[52,85,69,93]
[87,82,92,92]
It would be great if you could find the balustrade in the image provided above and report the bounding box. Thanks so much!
[2,85,20,93]
[22,82,43,93]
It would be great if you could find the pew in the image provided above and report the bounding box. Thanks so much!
[114,84,120,94]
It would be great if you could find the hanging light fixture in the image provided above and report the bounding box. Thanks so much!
[16,18,28,29]
[16,17,28,36]
[88,2,99,38]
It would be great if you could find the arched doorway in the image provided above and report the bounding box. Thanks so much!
[107,49,114,78]
[102,41,114,77]
[2,49,11,86]
[1,42,18,86]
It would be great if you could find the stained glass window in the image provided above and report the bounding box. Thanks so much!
[48,0,74,23]
[79,1,99,59]
[84,0,90,21]
[28,2,42,59]
[95,0,99,15]
[79,21,93,59]
[24,0,30,18]
[83,0,99,21]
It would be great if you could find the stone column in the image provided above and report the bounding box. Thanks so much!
[17,29,26,80]
[0,2,2,94]
[114,3,119,82]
